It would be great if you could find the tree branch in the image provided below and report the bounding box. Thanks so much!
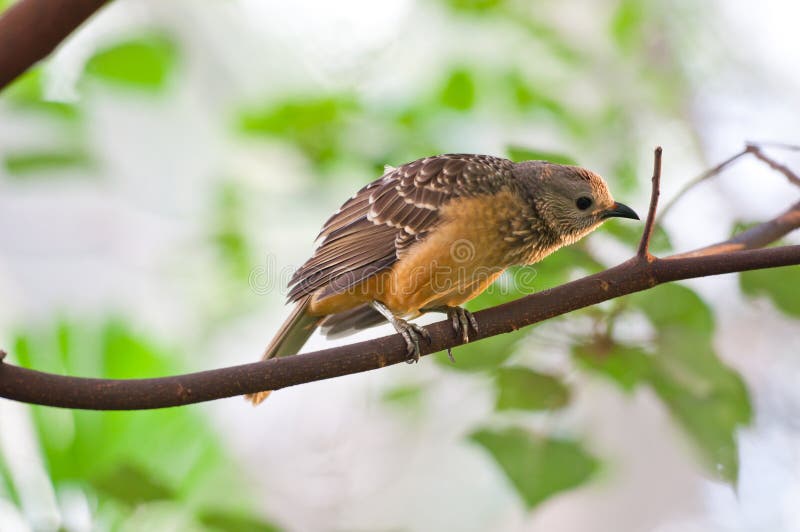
[671,200,800,258]
[2,149,800,410]
[0,0,109,91]
[1,246,798,410]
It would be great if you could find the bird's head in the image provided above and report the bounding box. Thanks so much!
[515,161,639,244]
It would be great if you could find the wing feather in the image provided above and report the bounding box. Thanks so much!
[287,154,514,302]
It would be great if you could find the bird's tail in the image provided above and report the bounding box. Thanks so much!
[246,296,322,405]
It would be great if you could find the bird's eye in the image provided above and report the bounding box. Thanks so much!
[576,196,592,210]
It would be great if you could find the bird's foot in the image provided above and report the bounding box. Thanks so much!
[424,306,479,362]
[395,319,432,363]
[371,301,432,363]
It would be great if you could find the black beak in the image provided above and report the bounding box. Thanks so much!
[603,202,640,220]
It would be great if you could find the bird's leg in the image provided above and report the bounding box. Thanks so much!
[423,305,479,362]
[370,301,431,363]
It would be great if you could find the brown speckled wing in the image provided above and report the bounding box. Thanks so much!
[286,154,514,302]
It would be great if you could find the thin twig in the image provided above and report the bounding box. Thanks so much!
[746,141,800,152]
[656,148,749,223]
[746,144,800,188]
[657,141,800,224]
[637,146,663,259]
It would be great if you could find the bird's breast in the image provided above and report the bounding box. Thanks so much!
[378,189,554,314]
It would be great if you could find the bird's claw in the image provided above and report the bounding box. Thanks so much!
[445,307,479,362]
[396,320,432,364]
[370,301,432,364]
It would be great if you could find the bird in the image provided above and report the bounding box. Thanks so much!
[247,153,639,404]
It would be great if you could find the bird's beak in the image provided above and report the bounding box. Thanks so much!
[602,202,640,220]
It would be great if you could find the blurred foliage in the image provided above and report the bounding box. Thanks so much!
[211,182,255,282]
[493,367,569,412]
[610,0,646,53]
[2,33,179,177]
[470,427,598,509]
[575,285,753,484]
[604,218,672,254]
[238,96,358,168]
[3,68,80,120]
[4,149,93,176]
[434,328,525,370]
[439,68,476,111]
[575,342,651,393]
[197,509,281,532]
[10,321,281,531]
[506,145,578,166]
[381,383,425,407]
[84,34,178,91]
[740,266,800,317]
[2,68,90,177]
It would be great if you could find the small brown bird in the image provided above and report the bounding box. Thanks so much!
[248,154,638,404]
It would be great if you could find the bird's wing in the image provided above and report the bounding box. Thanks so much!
[286,154,514,302]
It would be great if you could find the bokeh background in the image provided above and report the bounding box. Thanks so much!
[1,0,799,530]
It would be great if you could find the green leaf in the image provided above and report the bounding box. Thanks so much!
[4,150,92,176]
[211,182,253,281]
[197,509,282,532]
[647,346,751,484]
[574,342,652,392]
[632,283,713,342]
[2,69,80,120]
[506,146,578,166]
[238,96,356,167]
[381,384,424,407]
[610,0,645,52]
[444,0,504,13]
[504,72,587,136]
[92,463,175,505]
[740,266,800,317]
[494,367,570,411]
[434,328,525,371]
[470,427,599,509]
[611,154,639,193]
[509,13,585,65]
[603,219,671,254]
[440,68,476,111]
[84,34,178,90]
[629,284,752,483]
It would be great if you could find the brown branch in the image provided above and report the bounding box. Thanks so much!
[1,246,798,410]
[672,200,800,258]
[746,143,800,188]
[637,146,662,259]
[2,148,800,410]
[0,0,109,91]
